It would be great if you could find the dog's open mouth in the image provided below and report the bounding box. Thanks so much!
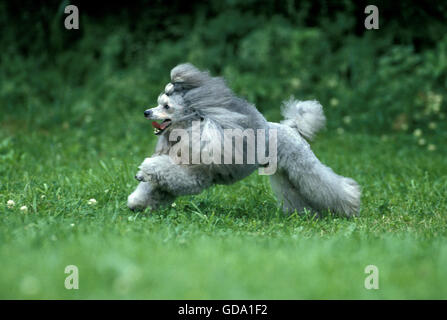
[152,119,172,135]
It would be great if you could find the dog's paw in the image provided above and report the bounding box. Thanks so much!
[127,190,149,211]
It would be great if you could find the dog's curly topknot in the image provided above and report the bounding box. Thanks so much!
[169,63,246,130]
[170,63,211,89]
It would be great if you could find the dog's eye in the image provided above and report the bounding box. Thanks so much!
[164,104,170,110]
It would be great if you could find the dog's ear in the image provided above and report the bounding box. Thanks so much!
[170,63,210,90]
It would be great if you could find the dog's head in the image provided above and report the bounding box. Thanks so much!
[144,87,187,135]
[144,63,239,135]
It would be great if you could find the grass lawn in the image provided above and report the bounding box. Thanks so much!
[0,126,446,299]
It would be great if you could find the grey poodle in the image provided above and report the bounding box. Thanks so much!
[127,63,361,217]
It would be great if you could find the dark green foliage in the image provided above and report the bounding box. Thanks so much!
[1,1,446,137]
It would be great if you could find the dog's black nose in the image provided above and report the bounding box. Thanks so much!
[144,110,152,117]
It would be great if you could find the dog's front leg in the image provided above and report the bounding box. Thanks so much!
[135,155,212,196]
[127,181,175,211]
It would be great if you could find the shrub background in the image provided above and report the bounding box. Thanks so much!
[1,0,446,138]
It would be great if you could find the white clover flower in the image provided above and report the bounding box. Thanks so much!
[7,200,15,208]
[88,198,97,205]
[171,202,177,208]
[70,223,75,227]
[418,138,426,146]
[413,129,422,137]
[427,144,436,152]
[20,206,28,212]
[330,98,339,107]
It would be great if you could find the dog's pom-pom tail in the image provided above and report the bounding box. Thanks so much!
[280,98,326,141]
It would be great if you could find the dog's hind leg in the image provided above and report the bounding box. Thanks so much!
[269,171,313,215]
[271,123,361,217]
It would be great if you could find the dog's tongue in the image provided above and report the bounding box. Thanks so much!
[152,121,170,130]
[152,121,162,129]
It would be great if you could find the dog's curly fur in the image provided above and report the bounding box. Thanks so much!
[128,63,361,217]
